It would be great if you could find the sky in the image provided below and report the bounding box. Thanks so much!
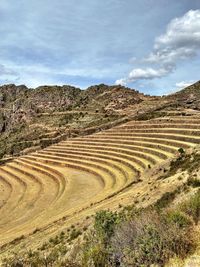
[0,0,200,95]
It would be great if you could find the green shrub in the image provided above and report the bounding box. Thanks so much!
[178,147,185,155]
[187,177,200,188]
[111,210,194,267]
[82,210,120,267]
[164,210,192,228]
[94,210,119,242]
[180,190,200,224]
[69,229,82,241]
[155,191,177,209]
[82,241,109,267]
[49,235,60,245]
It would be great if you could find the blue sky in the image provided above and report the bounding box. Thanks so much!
[0,0,200,95]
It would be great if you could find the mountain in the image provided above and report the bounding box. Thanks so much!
[0,83,148,159]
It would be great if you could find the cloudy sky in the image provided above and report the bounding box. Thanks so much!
[0,0,200,95]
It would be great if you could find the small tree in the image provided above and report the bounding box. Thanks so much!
[178,147,185,156]
[82,210,119,267]
[94,210,119,242]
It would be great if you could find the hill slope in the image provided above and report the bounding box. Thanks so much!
[0,81,200,266]
[2,81,200,160]
[0,84,149,159]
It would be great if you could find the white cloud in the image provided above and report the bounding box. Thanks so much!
[115,78,127,86]
[175,80,195,90]
[116,9,200,84]
[128,67,170,81]
[145,47,195,67]
[116,67,172,85]
[147,10,200,67]
[154,10,200,51]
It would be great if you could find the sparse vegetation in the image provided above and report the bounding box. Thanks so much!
[82,190,199,267]
[69,228,82,241]
[179,189,200,224]
[2,189,199,266]
[187,177,200,187]
[155,190,179,209]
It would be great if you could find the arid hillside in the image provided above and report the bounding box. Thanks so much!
[2,81,200,160]
[0,83,149,159]
[0,81,200,266]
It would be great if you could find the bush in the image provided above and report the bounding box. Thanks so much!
[164,210,192,228]
[82,241,109,267]
[178,147,185,155]
[94,210,119,242]
[69,229,82,241]
[82,210,119,266]
[187,177,200,188]
[179,190,200,224]
[82,207,195,267]
[111,210,194,267]
[155,191,177,209]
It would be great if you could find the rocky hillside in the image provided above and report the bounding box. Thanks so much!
[0,81,199,159]
[77,84,146,111]
[0,83,150,159]
[167,80,200,110]
[0,83,145,113]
